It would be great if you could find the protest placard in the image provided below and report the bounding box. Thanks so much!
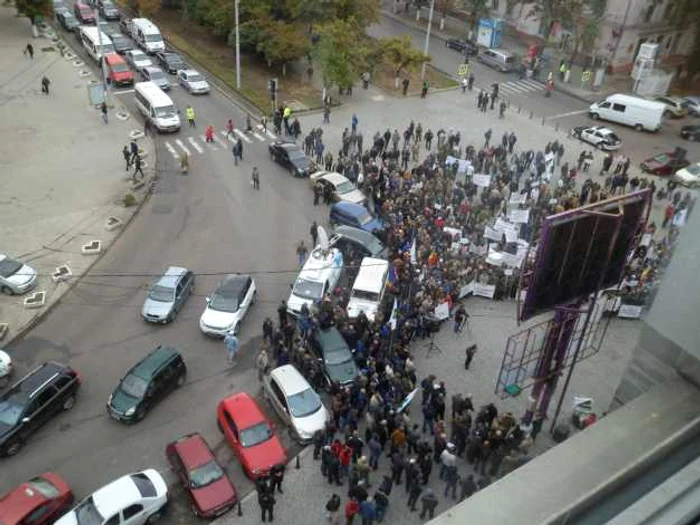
[470,243,487,255]
[618,304,643,319]
[459,281,475,298]
[444,226,461,239]
[509,193,526,205]
[508,208,531,224]
[434,301,450,320]
[473,173,492,187]
[640,233,652,247]
[484,226,502,242]
[473,283,496,298]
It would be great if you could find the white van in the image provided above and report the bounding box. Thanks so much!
[287,247,343,316]
[131,18,164,54]
[134,82,180,133]
[589,94,665,132]
[346,257,390,321]
[79,26,115,62]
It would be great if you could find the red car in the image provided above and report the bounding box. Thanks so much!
[216,392,287,479]
[640,151,690,176]
[166,433,237,518]
[0,473,73,525]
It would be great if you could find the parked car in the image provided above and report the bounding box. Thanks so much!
[98,0,119,20]
[155,51,186,74]
[0,362,81,456]
[680,124,700,141]
[652,95,688,118]
[73,1,95,23]
[262,364,328,443]
[570,125,622,150]
[55,469,168,525]
[673,162,700,188]
[269,141,314,177]
[119,15,131,34]
[165,433,237,518]
[55,9,79,31]
[216,392,287,479]
[141,266,194,324]
[445,38,478,56]
[199,275,256,337]
[140,66,171,91]
[177,69,210,94]
[330,225,387,260]
[0,254,38,295]
[329,201,385,234]
[107,345,186,423]
[640,150,691,176]
[309,327,359,387]
[0,472,73,525]
[309,171,367,205]
[0,349,12,388]
[124,49,153,73]
[682,96,700,117]
[107,31,133,54]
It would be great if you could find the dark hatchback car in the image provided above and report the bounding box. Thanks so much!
[56,8,80,32]
[445,37,478,56]
[681,125,700,142]
[268,141,314,177]
[329,201,386,234]
[98,0,119,20]
[330,225,387,260]
[0,362,81,457]
[310,327,359,387]
[107,345,186,423]
[156,51,186,74]
[107,31,133,54]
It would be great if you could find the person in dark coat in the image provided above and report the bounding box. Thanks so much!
[419,488,439,519]
[390,451,405,485]
[269,464,284,493]
[259,490,276,522]
[407,478,422,511]
[459,474,478,502]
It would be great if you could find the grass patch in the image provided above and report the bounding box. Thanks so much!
[372,62,458,96]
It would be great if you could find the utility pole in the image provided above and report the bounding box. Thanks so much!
[235,0,241,90]
[421,0,435,80]
[95,9,109,104]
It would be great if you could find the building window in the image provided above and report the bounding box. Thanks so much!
[644,4,656,23]
[492,0,499,11]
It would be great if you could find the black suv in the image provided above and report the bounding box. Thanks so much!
[107,345,186,423]
[310,327,359,387]
[0,362,81,457]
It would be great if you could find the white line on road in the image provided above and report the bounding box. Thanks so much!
[164,141,178,158]
[234,129,252,143]
[252,132,266,141]
[521,79,545,90]
[265,130,276,139]
[112,89,135,95]
[174,139,190,155]
[213,134,227,148]
[500,83,526,94]
[200,135,219,150]
[187,136,204,153]
[219,130,233,142]
[546,109,590,120]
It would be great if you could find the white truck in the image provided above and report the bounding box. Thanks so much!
[130,18,165,54]
[588,93,665,132]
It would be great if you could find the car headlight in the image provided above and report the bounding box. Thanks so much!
[107,394,113,404]
[125,407,136,416]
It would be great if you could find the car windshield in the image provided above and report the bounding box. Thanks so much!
[146,34,162,43]
[188,460,224,489]
[74,496,104,525]
[166,54,181,63]
[351,289,380,302]
[0,399,23,426]
[187,73,204,82]
[288,388,322,418]
[686,165,700,176]
[293,278,324,300]
[654,154,669,163]
[335,181,355,194]
[325,351,353,366]
[240,422,273,448]
[210,291,239,313]
[357,211,374,225]
[155,105,177,118]
[120,373,148,399]
[0,258,22,278]
[111,62,130,73]
[149,70,165,80]
[148,284,174,302]
[100,43,115,54]
[605,133,620,142]
[112,36,126,44]
[28,477,61,498]
[287,148,305,160]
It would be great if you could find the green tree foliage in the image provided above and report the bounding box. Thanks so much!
[568,0,606,63]
[380,35,430,77]
[256,19,310,74]
[666,0,700,76]
[526,0,587,43]
[14,0,51,25]
[137,0,161,18]
[459,0,492,31]
[315,18,368,89]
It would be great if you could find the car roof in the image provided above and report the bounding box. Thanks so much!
[5,362,71,398]
[143,66,163,74]
[333,201,366,215]
[277,141,300,150]
[132,346,179,379]
[220,392,265,429]
[216,274,249,297]
[270,364,311,396]
[91,474,142,518]
[313,327,348,353]
[333,225,379,244]
[0,478,53,524]
[154,266,188,288]
[181,69,199,75]
[170,433,214,470]
[321,172,350,185]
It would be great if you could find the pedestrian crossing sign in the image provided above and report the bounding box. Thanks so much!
[581,70,591,82]
[458,64,469,76]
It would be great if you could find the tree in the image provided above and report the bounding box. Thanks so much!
[665,0,700,79]
[256,19,310,75]
[435,0,455,31]
[14,0,51,35]
[568,0,605,66]
[315,18,369,90]
[380,36,431,78]
[526,0,586,44]
[460,0,491,34]
[136,0,161,18]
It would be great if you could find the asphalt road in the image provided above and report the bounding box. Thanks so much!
[1,21,327,523]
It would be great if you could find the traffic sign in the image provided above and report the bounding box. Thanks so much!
[458,64,469,77]
[581,70,591,82]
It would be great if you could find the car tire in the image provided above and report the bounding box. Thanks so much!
[595,142,603,150]
[634,124,644,131]
[62,395,76,411]
[217,419,223,433]
[664,110,672,118]
[590,112,599,120]
[176,372,186,387]
[233,322,240,336]
[135,405,147,422]
[1,286,14,296]
[4,439,22,457]
[147,511,162,524]
[251,290,257,305]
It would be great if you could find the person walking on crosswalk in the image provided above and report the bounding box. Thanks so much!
[232,140,241,166]
[467,72,474,90]
[185,105,195,127]
[251,167,260,190]
[225,118,234,139]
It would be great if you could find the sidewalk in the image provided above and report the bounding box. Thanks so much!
[0,6,154,343]
[380,6,634,103]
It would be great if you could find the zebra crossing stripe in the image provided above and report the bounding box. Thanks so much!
[174,139,190,156]
[200,135,219,150]
[234,129,252,143]
[164,141,178,158]
[219,130,234,142]
[499,83,524,94]
[521,79,544,90]
[187,136,204,153]
[264,130,276,139]
[252,132,266,141]
[213,134,227,148]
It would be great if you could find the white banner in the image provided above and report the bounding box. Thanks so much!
[500,251,524,268]
[443,226,461,239]
[446,155,471,174]
[484,226,502,242]
[470,243,487,255]
[473,283,496,298]
[509,193,526,205]
[494,218,519,242]
[508,208,531,224]
[473,173,492,187]
[618,304,643,319]
[434,301,450,320]
[459,281,475,298]
[640,233,652,247]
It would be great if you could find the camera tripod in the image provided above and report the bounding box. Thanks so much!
[425,331,444,358]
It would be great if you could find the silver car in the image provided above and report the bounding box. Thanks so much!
[177,69,210,94]
[0,254,38,295]
[141,266,194,323]
[141,66,171,91]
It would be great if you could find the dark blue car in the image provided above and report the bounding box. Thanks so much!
[329,201,385,234]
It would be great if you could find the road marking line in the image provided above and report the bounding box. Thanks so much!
[213,135,227,148]
[112,89,135,95]
[219,130,234,142]
[500,84,524,94]
[253,132,266,141]
[164,141,178,158]
[234,129,253,143]
[174,139,190,155]
[521,79,544,90]
[200,135,219,150]
[546,109,590,120]
[264,130,276,139]
[187,136,204,153]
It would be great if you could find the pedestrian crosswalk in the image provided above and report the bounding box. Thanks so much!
[488,79,545,96]
[163,125,277,159]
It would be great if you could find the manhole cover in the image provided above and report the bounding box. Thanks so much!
[79,70,91,78]
[116,112,129,121]
[130,130,144,140]
[72,60,84,67]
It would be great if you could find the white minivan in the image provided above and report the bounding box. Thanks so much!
[79,26,115,62]
[346,257,390,321]
[134,81,180,132]
[589,94,665,132]
[131,18,165,54]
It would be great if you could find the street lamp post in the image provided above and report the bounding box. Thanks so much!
[235,0,241,90]
[421,0,436,80]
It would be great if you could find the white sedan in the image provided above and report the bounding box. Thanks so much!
[55,469,168,525]
[571,125,622,151]
[0,254,38,295]
[177,69,210,94]
[673,162,700,189]
[124,49,153,73]
[309,170,367,205]
[199,274,256,336]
